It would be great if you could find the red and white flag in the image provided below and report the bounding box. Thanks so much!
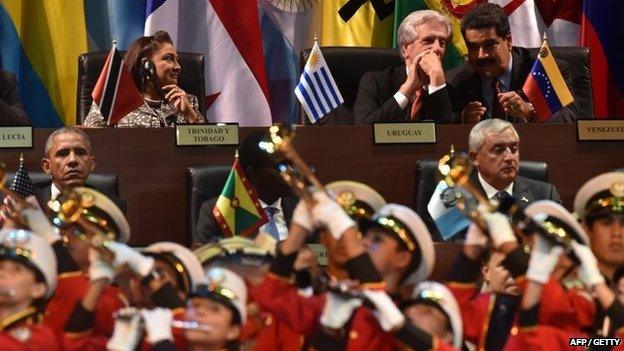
[91,43,144,127]
[145,0,272,126]
[489,0,582,48]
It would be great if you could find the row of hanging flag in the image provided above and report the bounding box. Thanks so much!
[0,0,622,127]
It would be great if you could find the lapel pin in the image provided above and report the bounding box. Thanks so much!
[521,196,529,203]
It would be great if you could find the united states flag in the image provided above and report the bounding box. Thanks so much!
[295,41,344,124]
[10,155,35,198]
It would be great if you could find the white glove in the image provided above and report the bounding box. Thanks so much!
[310,191,356,240]
[526,236,563,284]
[571,241,606,288]
[22,206,61,243]
[465,223,489,247]
[363,290,405,331]
[107,241,154,277]
[292,199,313,232]
[141,308,174,344]
[107,307,143,351]
[88,248,115,282]
[481,211,516,248]
[320,292,362,329]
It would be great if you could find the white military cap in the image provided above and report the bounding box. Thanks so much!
[144,241,207,293]
[194,236,273,267]
[326,180,387,220]
[362,204,435,285]
[50,187,130,243]
[0,229,57,298]
[192,267,248,324]
[410,281,463,349]
[525,200,590,245]
[574,172,624,220]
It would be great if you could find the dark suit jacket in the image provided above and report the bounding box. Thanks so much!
[446,47,576,123]
[0,70,29,126]
[194,195,298,245]
[35,184,127,215]
[469,172,562,207]
[353,65,454,125]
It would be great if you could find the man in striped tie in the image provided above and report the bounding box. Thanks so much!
[353,10,454,125]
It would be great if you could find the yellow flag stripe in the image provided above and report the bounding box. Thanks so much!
[539,43,574,106]
[423,0,467,56]
[4,1,88,125]
[321,0,393,47]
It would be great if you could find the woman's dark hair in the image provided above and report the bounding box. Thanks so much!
[124,30,174,91]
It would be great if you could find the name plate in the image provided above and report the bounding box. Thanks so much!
[578,120,624,140]
[307,243,328,266]
[373,122,436,144]
[0,126,33,148]
[176,124,239,146]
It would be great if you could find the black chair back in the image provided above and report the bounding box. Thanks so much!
[527,46,593,119]
[187,165,231,243]
[414,160,549,241]
[76,51,206,124]
[299,47,403,125]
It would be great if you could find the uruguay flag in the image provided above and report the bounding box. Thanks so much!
[145,0,272,126]
[295,41,344,124]
[522,39,574,122]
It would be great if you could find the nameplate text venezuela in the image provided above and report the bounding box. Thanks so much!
[578,120,624,140]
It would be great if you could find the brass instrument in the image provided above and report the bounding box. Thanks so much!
[113,308,214,332]
[437,150,494,232]
[48,188,116,262]
[437,150,581,262]
[259,124,324,204]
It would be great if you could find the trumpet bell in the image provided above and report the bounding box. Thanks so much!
[438,152,473,187]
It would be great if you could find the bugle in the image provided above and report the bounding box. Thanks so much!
[258,124,324,204]
[48,188,117,262]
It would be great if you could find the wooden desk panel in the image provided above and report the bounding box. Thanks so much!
[0,125,622,246]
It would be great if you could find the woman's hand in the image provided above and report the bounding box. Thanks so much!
[163,84,202,123]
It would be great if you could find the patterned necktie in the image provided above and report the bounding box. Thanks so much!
[491,79,506,120]
[494,190,510,205]
[409,89,423,121]
[263,206,281,240]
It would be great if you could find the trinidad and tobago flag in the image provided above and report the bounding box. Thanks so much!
[91,43,143,127]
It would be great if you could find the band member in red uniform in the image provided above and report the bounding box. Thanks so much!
[0,229,59,350]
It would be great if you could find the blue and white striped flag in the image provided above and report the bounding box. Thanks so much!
[295,41,343,124]
[427,181,472,241]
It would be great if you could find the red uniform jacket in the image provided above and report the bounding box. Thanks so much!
[1,307,61,351]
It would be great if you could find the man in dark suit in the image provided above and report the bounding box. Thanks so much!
[0,69,30,126]
[353,10,454,125]
[194,131,296,246]
[39,127,126,212]
[447,3,575,124]
[468,119,561,206]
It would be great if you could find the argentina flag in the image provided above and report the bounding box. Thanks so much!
[295,41,344,124]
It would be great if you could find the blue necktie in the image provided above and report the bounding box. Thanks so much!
[264,206,281,240]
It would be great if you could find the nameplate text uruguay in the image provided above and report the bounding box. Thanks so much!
[0,127,32,148]
[578,120,624,140]
[373,122,436,144]
[176,124,239,146]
